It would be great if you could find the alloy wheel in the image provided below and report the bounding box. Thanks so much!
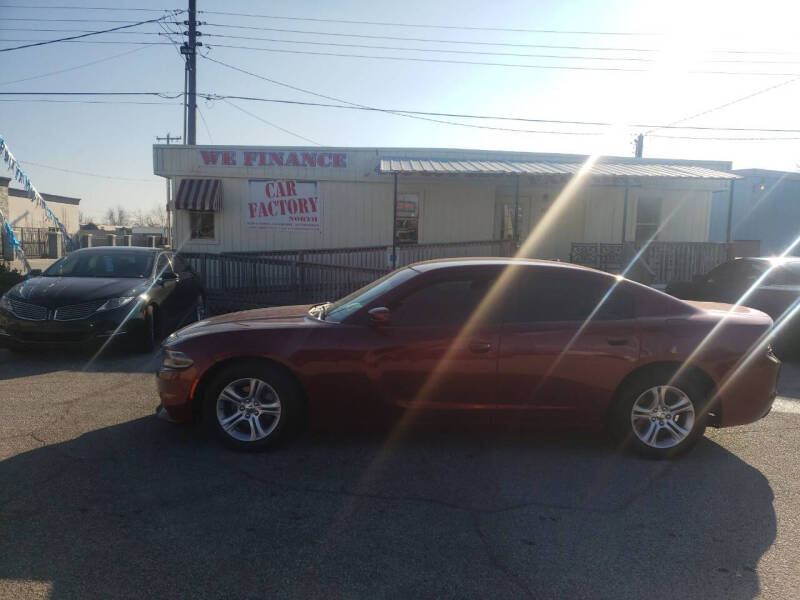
[216,378,282,442]
[630,385,695,449]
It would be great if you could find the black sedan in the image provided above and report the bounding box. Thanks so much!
[0,247,205,352]
[666,257,800,348]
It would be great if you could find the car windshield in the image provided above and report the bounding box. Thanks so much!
[43,252,155,278]
[312,267,417,323]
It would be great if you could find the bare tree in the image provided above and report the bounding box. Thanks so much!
[103,206,131,226]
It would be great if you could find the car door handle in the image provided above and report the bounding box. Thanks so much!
[468,342,492,354]
[607,337,628,346]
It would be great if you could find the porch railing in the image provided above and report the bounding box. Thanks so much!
[570,242,731,284]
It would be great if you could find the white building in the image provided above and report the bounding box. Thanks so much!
[153,145,735,264]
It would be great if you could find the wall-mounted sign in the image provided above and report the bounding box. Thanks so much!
[200,149,347,169]
[246,180,321,231]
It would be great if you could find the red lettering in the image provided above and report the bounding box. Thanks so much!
[298,197,309,213]
[268,152,284,166]
[257,152,267,166]
[285,180,297,196]
[317,153,331,167]
[286,153,300,167]
[244,152,257,166]
[200,151,220,165]
[302,153,317,167]
[333,153,347,168]
[222,151,237,166]
[267,201,277,216]
[248,203,258,218]
[287,199,298,214]
[307,197,318,213]
[265,182,275,198]
[259,202,269,218]
[276,181,287,197]
[278,199,287,215]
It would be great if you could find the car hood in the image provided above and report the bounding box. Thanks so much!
[170,304,316,340]
[6,276,149,308]
[684,300,773,326]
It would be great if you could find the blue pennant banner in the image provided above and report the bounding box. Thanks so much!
[0,134,78,254]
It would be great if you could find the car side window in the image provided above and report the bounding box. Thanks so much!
[505,269,634,323]
[389,274,497,328]
[155,254,173,276]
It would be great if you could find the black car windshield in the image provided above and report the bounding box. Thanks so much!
[43,252,155,278]
[315,267,417,323]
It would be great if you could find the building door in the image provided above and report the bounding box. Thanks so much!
[494,197,529,241]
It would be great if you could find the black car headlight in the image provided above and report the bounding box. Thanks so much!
[162,349,194,369]
[96,296,136,313]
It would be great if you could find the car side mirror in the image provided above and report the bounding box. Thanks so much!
[25,269,42,279]
[158,271,178,284]
[368,306,391,326]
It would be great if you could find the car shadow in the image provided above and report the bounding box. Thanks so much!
[0,346,162,379]
[0,417,776,599]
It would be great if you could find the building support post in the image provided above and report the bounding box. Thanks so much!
[621,183,629,243]
[513,175,521,252]
[726,179,735,259]
[391,172,398,270]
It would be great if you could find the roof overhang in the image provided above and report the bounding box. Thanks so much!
[379,158,738,180]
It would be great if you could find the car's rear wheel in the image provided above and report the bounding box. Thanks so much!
[203,361,301,450]
[611,370,708,459]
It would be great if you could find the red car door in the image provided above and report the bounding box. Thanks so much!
[368,268,501,411]
[497,267,640,423]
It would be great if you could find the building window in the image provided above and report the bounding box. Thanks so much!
[635,197,661,242]
[190,211,215,240]
[396,193,419,245]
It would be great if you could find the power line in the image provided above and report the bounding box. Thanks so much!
[17,159,164,182]
[0,39,172,45]
[199,10,657,36]
[192,22,800,57]
[650,133,800,141]
[645,76,800,134]
[222,99,321,145]
[1,4,176,11]
[204,42,800,76]
[4,89,800,134]
[0,12,182,52]
[0,28,168,34]
[0,98,180,105]
[197,106,214,144]
[0,45,152,85]
[189,33,800,65]
[3,17,159,23]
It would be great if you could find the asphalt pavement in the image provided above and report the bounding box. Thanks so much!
[1,347,799,600]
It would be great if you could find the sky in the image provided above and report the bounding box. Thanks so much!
[1,0,800,221]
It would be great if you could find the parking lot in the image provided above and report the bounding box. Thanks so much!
[1,347,799,600]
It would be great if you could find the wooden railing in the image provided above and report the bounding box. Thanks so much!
[570,242,731,284]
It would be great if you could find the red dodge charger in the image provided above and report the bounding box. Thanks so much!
[156,259,780,458]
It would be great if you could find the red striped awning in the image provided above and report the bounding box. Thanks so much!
[175,179,221,211]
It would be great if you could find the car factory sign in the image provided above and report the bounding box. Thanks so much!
[246,179,321,231]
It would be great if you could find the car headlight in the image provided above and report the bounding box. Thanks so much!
[0,294,10,311]
[96,296,136,312]
[162,349,194,369]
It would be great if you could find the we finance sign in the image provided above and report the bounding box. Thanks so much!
[246,180,321,231]
[200,149,347,169]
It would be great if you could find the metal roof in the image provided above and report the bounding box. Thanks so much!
[379,158,737,179]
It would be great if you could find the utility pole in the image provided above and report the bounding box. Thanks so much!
[634,133,644,158]
[181,0,200,145]
[156,133,181,248]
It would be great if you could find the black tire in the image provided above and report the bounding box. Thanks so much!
[610,367,709,459]
[136,305,157,353]
[202,360,302,451]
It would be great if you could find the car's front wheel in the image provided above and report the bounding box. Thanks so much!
[611,370,708,459]
[203,361,301,450]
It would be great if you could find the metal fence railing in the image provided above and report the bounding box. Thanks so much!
[182,239,515,314]
[570,242,731,284]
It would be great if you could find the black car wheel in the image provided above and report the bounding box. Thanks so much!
[202,361,302,451]
[611,368,708,459]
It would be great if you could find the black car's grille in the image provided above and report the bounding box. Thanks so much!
[54,300,105,321]
[7,299,48,321]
